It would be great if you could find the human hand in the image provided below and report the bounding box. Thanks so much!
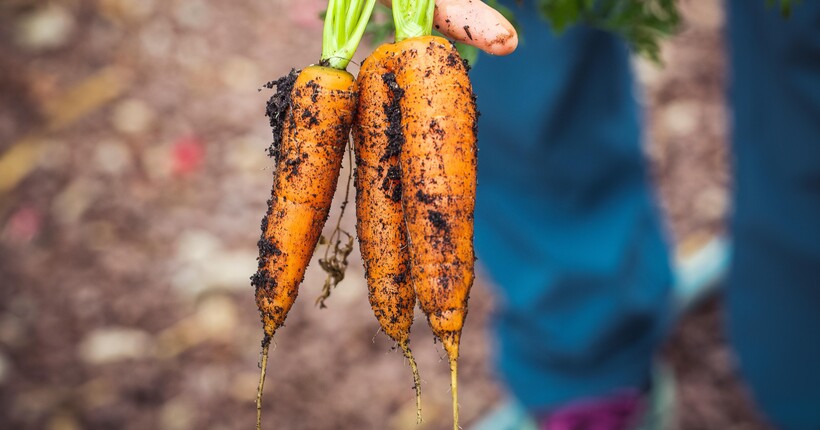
[379,0,518,55]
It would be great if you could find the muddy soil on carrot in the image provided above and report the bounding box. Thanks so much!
[0,1,769,429]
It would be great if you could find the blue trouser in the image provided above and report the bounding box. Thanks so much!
[471,0,820,427]
[726,1,820,428]
[471,0,673,413]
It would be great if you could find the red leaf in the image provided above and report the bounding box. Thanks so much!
[171,135,205,176]
[3,205,42,244]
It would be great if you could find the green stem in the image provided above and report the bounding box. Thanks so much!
[393,0,435,42]
[321,0,377,69]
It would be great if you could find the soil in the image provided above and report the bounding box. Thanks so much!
[0,1,772,429]
[264,69,299,161]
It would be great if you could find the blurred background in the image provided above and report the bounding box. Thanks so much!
[0,0,771,429]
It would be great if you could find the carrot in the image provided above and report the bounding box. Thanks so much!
[255,65,356,337]
[355,1,478,427]
[395,34,476,430]
[251,1,375,428]
[353,41,424,422]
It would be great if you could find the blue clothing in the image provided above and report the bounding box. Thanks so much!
[471,0,820,427]
[471,0,673,413]
[727,1,820,428]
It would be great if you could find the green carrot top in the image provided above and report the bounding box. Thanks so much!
[321,0,377,69]
[392,0,435,42]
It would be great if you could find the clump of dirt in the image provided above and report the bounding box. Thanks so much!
[264,69,299,161]
[427,210,449,233]
[381,71,405,162]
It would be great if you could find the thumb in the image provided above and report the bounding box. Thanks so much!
[379,0,518,55]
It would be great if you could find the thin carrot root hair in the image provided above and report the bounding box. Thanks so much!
[450,356,459,430]
[256,338,271,430]
[399,341,423,424]
[316,144,356,308]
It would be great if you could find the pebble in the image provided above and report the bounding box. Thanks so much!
[143,144,174,181]
[661,100,700,137]
[195,295,238,340]
[171,230,257,296]
[187,365,230,397]
[171,248,257,297]
[220,57,261,92]
[159,397,195,430]
[225,134,269,174]
[175,36,211,70]
[177,230,222,263]
[694,186,728,222]
[78,327,154,364]
[51,179,102,225]
[229,372,260,402]
[85,221,119,251]
[634,57,664,90]
[202,249,258,291]
[140,20,174,58]
[47,413,80,430]
[111,98,156,135]
[15,5,75,51]
[94,139,132,175]
[37,138,71,172]
[79,377,115,410]
[170,267,207,298]
[173,0,211,30]
[98,0,156,23]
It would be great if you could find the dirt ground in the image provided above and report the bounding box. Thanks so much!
[0,0,772,429]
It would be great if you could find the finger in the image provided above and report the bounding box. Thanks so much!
[379,0,518,55]
[434,0,518,55]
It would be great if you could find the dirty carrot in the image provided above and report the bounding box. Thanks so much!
[356,0,478,427]
[250,0,375,428]
[395,35,476,430]
[392,2,478,429]
[353,41,423,422]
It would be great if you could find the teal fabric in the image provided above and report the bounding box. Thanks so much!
[471,1,820,426]
[726,1,820,428]
[470,0,673,413]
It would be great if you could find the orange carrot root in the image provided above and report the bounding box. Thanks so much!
[253,66,357,338]
[356,35,476,430]
[394,37,475,430]
[253,65,357,429]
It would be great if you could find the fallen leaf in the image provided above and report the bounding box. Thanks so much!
[2,205,42,244]
[43,66,132,132]
[171,135,205,176]
[0,137,42,193]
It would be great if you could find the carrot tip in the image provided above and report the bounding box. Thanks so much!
[449,356,459,430]
[256,341,271,430]
[400,342,423,424]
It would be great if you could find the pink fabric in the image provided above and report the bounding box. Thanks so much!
[539,390,645,430]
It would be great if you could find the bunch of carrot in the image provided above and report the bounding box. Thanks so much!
[354,1,478,427]
[252,1,508,428]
